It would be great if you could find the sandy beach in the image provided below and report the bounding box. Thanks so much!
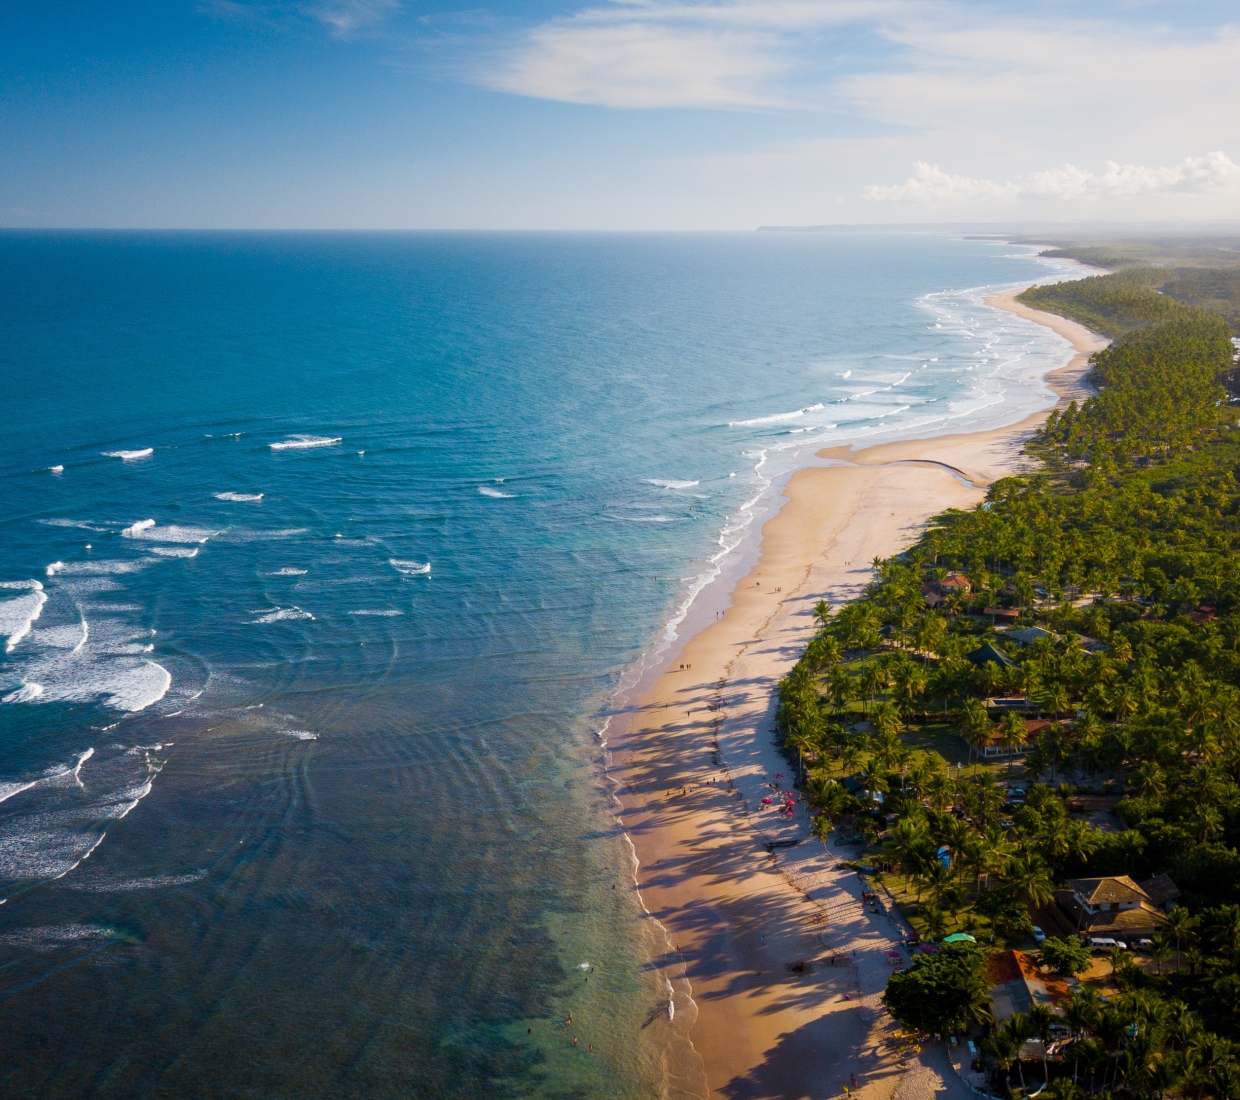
[609,290,1108,1099]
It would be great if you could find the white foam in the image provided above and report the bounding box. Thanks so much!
[250,607,314,623]
[213,492,264,502]
[347,609,403,616]
[269,435,341,451]
[2,683,44,703]
[47,560,150,576]
[728,403,825,428]
[223,528,308,542]
[389,559,431,576]
[478,486,515,498]
[284,729,318,740]
[48,465,64,473]
[39,519,107,531]
[123,521,217,544]
[643,479,700,489]
[0,587,48,653]
[147,546,199,558]
[102,448,153,460]
[270,567,307,576]
[79,870,206,892]
[104,661,171,711]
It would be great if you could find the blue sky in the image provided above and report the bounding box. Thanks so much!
[3,0,1240,228]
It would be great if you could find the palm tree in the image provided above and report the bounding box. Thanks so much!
[1150,933,1174,975]
[1027,1003,1056,1086]
[1133,760,1167,802]
[983,1029,1019,1093]
[827,666,856,716]
[922,903,948,942]
[1003,1012,1035,1089]
[999,711,1029,774]
[860,756,889,805]
[1165,906,1196,972]
[1005,853,1055,908]
[959,697,994,765]
[813,599,832,633]
[1062,992,1101,1082]
[785,720,818,780]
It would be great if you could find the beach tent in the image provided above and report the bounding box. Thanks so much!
[942,933,976,944]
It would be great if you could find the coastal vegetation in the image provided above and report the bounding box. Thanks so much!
[777,268,1240,1095]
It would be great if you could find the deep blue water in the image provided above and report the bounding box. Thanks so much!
[0,231,1078,1097]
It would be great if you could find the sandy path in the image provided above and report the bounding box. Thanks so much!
[608,289,1105,1099]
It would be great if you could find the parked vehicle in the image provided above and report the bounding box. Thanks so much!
[1088,937,1127,951]
[1033,925,1046,943]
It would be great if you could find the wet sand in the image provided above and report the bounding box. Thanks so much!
[609,290,1106,1099]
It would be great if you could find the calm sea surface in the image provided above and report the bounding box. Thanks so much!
[0,232,1079,1097]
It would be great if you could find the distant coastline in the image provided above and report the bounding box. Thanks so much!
[607,285,1107,1098]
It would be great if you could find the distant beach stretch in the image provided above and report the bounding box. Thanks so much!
[610,290,1108,1098]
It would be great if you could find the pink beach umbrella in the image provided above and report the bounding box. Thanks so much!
[762,797,772,805]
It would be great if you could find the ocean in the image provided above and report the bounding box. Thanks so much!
[0,231,1081,1097]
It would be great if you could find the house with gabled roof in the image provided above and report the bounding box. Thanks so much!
[1138,873,1181,912]
[1055,875,1168,939]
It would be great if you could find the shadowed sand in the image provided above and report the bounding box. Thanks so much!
[608,290,1106,1099]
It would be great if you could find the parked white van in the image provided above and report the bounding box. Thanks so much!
[1088,937,1127,951]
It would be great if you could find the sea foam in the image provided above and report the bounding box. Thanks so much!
[390,560,431,576]
[270,435,341,451]
[478,486,515,498]
[102,448,153,460]
[728,403,825,428]
[214,492,264,502]
[122,520,217,543]
[0,584,48,653]
[643,479,700,489]
[250,607,314,623]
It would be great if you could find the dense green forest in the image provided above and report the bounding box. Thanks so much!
[1028,239,1240,334]
[776,268,1240,1097]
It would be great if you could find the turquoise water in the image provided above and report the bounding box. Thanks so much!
[0,231,1078,1097]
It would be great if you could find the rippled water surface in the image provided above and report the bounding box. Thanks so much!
[0,232,1079,1097]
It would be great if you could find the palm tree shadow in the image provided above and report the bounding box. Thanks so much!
[715,1009,866,1099]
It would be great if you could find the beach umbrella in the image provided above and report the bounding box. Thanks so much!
[941,933,976,944]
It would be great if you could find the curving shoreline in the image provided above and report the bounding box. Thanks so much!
[608,291,1107,1099]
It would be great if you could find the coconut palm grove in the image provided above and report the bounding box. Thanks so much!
[777,263,1240,1099]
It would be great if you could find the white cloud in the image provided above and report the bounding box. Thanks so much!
[487,20,793,109]
[866,152,1240,203]
[481,0,918,110]
[863,161,1018,202]
[303,0,399,36]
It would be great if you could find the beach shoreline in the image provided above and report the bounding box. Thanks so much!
[607,288,1108,1099]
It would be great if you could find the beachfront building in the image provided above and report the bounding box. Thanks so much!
[980,718,1051,758]
[987,950,1073,1026]
[1003,627,1055,648]
[1139,873,1182,913]
[921,573,972,609]
[965,641,1015,670]
[1054,876,1170,940]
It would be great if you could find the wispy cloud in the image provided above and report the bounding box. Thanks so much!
[866,153,1240,203]
[481,0,916,110]
[200,0,400,37]
[305,0,399,37]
